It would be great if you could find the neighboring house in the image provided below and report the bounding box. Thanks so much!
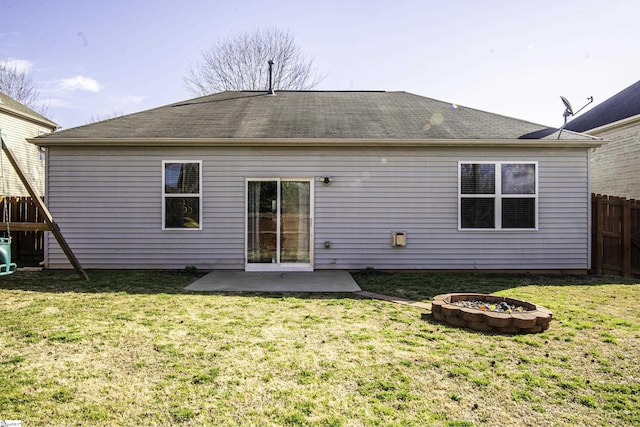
[565,80,640,199]
[32,91,601,272]
[0,92,58,196]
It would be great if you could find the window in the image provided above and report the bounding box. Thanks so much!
[459,162,537,230]
[162,161,202,229]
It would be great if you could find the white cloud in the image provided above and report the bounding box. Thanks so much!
[1,58,33,73]
[57,75,103,93]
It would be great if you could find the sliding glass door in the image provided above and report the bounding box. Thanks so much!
[246,179,313,271]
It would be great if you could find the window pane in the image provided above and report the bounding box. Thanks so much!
[502,164,535,194]
[165,197,200,228]
[281,181,311,263]
[461,164,495,194]
[165,163,200,194]
[502,198,535,228]
[247,181,278,263]
[461,198,495,228]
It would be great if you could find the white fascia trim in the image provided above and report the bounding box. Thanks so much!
[29,137,606,149]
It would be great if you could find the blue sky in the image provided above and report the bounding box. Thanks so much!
[2,0,639,130]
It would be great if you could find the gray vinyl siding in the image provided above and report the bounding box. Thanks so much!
[45,145,590,270]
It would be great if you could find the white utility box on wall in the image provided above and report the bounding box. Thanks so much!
[392,231,406,247]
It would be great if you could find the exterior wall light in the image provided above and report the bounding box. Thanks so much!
[322,176,333,184]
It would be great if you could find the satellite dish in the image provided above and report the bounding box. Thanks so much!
[560,96,574,116]
[557,95,594,139]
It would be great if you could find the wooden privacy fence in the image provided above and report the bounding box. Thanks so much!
[592,194,640,277]
[0,196,49,265]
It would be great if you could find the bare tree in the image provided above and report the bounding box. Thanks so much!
[184,28,325,95]
[0,59,48,116]
[86,109,125,124]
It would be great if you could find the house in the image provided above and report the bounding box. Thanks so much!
[0,92,58,196]
[32,91,601,272]
[565,80,640,199]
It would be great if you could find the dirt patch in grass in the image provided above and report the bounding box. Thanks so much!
[0,270,639,426]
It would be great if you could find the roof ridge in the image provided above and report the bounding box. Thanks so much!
[218,90,389,93]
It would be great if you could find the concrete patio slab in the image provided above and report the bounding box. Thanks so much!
[185,270,361,293]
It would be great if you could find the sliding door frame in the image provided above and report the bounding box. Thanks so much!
[245,177,314,272]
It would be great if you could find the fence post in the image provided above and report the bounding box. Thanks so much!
[594,194,604,275]
[623,198,632,277]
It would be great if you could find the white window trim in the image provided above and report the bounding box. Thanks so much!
[458,161,538,231]
[162,160,203,231]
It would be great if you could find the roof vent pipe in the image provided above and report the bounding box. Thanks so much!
[267,60,275,95]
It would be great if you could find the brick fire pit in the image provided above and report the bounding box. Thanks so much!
[430,293,552,334]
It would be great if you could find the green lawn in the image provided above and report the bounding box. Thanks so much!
[1,270,639,426]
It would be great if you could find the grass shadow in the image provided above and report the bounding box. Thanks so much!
[0,270,361,301]
[351,270,640,301]
[0,269,638,301]
[0,270,201,294]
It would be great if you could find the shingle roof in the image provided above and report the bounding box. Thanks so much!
[40,90,592,141]
[565,80,640,132]
[0,91,58,129]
